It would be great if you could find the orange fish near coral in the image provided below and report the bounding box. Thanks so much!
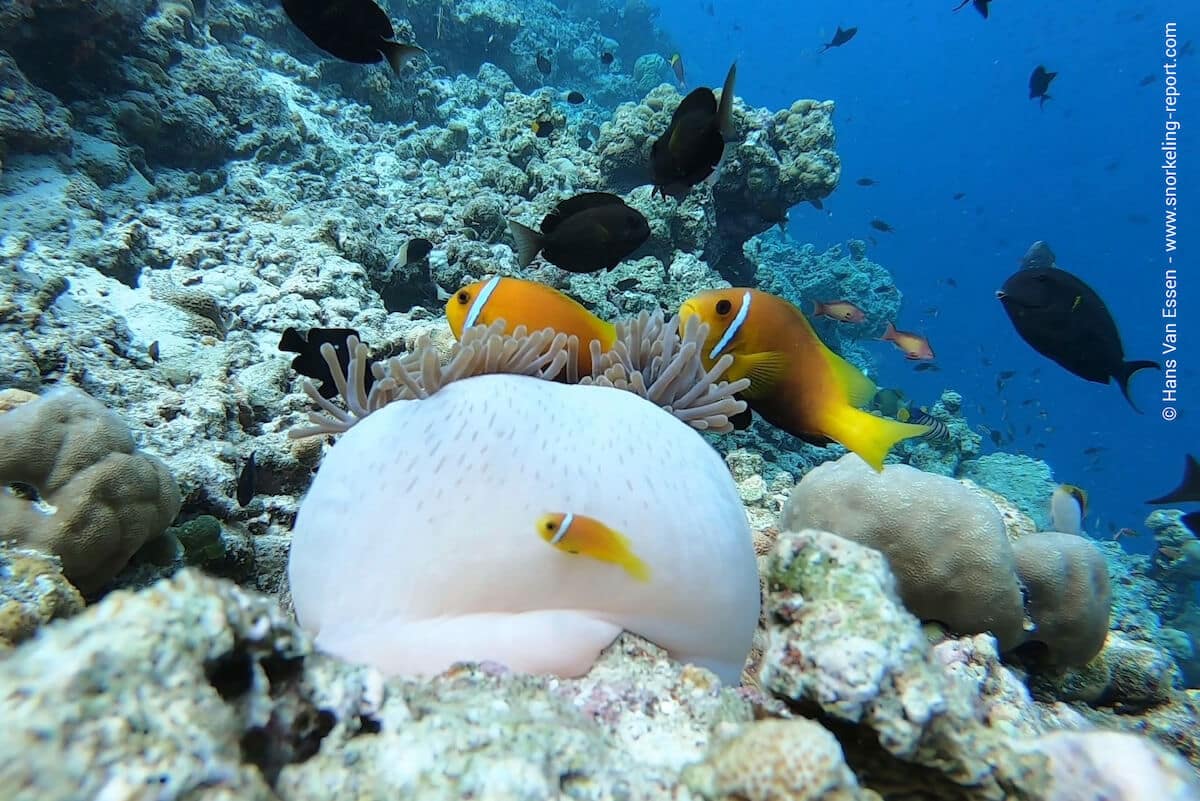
[446,276,616,376]
[537,512,651,581]
[813,300,866,323]
[880,322,935,360]
[679,288,930,471]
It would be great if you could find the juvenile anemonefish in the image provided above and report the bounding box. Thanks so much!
[880,322,935,360]
[445,276,616,376]
[536,512,651,581]
[813,300,866,323]
[1049,484,1087,535]
[678,288,931,471]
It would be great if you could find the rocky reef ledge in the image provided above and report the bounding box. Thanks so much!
[3,529,1198,801]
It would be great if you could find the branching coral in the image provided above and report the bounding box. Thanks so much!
[290,310,750,438]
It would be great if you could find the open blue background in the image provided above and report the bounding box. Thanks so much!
[647,0,1198,543]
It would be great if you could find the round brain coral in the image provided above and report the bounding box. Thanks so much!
[779,453,1027,651]
[289,367,760,684]
[1012,531,1111,667]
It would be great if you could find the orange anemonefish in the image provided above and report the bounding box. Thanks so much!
[536,512,651,581]
[880,322,935,360]
[678,288,931,471]
[445,276,616,376]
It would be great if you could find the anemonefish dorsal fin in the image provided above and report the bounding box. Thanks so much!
[463,275,502,329]
[709,290,752,360]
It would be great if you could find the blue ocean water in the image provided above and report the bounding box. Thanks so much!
[655,0,1198,543]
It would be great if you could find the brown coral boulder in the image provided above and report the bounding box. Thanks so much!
[0,387,181,594]
[1012,532,1112,667]
[780,454,1027,650]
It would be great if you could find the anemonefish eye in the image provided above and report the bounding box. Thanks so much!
[715,299,732,315]
[456,290,471,304]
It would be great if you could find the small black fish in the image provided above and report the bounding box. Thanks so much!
[856,177,878,186]
[1019,240,1057,270]
[870,218,894,233]
[1083,446,1107,455]
[649,62,737,199]
[600,51,614,65]
[536,53,552,76]
[148,340,161,362]
[941,277,958,287]
[873,285,893,294]
[566,91,585,104]
[237,451,257,507]
[990,430,1003,446]
[531,119,555,138]
[507,192,650,273]
[400,237,432,265]
[952,192,966,200]
[996,267,1159,410]
[913,362,940,372]
[1146,455,1200,504]
[810,197,825,210]
[279,327,374,400]
[578,136,592,150]
[1138,74,1155,87]
[282,0,424,74]
[952,0,991,19]
[998,370,1017,380]
[615,277,639,291]
[1029,65,1057,107]
[818,25,858,54]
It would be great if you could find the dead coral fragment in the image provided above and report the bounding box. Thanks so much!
[290,310,749,438]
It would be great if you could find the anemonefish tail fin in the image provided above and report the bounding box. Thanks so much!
[507,219,544,268]
[382,41,425,75]
[1114,359,1159,412]
[717,62,738,142]
[822,405,930,472]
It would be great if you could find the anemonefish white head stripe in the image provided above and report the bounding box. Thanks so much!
[709,290,752,360]
[550,512,574,545]
[463,275,502,330]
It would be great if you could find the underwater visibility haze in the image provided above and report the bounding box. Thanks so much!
[0,0,1199,795]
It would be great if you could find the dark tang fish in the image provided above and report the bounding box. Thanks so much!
[279,326,375,399]
[282,0,424,74]
[953,0,991,18]
[1147,455,1200,504]
[507,192,650,273]
[818,26,858,53]
[996,267,1158,411]
[650,62,737,199]
[1029,65,1057,107]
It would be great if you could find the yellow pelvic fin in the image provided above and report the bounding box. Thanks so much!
[823,349,877,408]
[820,404,931,472]
[737,351,788,399]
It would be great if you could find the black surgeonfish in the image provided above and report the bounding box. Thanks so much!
[1147,455,1200,504]
[649,62,737,199]
[818,26,858,53]
[996,267,1158,410]
[279,327,375,399]
[1029,65,1057,107]
[507,192,650,273]
[282,0,424,74]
